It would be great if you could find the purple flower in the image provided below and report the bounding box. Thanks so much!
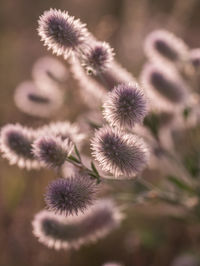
[38,9,89,59]
[103,83,148,129]
[32,135,73,168]
[32,199,122,250]
[80,41,114,75]
[45,176,96,216]
[144,29,189,66]
[91,126,149,178]
[0,124,41,169]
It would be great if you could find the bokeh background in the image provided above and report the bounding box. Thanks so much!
[1,0,200,265]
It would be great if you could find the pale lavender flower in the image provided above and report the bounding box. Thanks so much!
[0,124,42,169]
[38,9,89,59]
[32,56,68,89]
[45,176,96,216]
[144,29,189,66]
[39,121,85,149]
[32,135,73,169]
[91,126,149,178]
[32,199,122,250]
[103,83,148,129]
[14,81,63,118]
[140,63,188,110]
[80,41,114,75]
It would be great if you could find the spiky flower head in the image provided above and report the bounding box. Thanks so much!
[38,9,89,59]
[32,135,73,169]
[14,81,63,118]
[140,63,188,110]
[80,41,114,75]
[39,121,85,149]
[144,29,189,66]
[103,83,148,129]
[0,124,41,169]
[91,126,149,178]
[32,56,68,90]
[45,175,96,216]
[32,199,122,250]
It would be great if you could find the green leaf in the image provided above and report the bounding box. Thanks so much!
[91,162,100,177]
[74,145,81,162]
[167,175,195,194]
[68,155,80,164]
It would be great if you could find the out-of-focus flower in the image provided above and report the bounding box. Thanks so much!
[0,124,41,169]
[45,175,96,216]
[38,9,89,59]
[32,56,68,90]
[103,83,148,129]
[32,135,73,169]
[140,63,188,110]
[190,49,200,70]
[102,263,123,266]
[171,254,200,266]
[144,29,189,66]
[79,41,114,75]
[39,121,85,149]
[32,199,122,250]
[14,81,63,118]
[91,126,149,178]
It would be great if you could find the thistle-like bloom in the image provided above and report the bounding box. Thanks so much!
[14,81,63,118]
[45,176,96,216]
[32,135,73,168]
[32,199,122,250]
[91,126,149,178]
[103,83,148,129]
[39,121,85,149]
[0,124,41,169]
[38,9,89,59]
[144,29,189,66]
[140,63,188,110]
[32,56,68,89]
[80,41,114,75]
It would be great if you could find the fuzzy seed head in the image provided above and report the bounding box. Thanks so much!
[144,29,189,65]
[38,9,89,58]
[0,124,41,169]
[103,83,148,129]
[32,199,122,250]
[80,41,114,75]
[32,135,73,168]
[91,126,149,178]
[45,176,96,216]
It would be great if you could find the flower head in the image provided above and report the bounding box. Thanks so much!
[0,124,41,169]
[91,126,149,178]
[45,175,96,216]
[14,81,63,118]
[80,41,114,75]
[38,9,89,58]
[103,83,148,129]
[144,29,189,66]
[32,135,73,168]
[32,199,122,250]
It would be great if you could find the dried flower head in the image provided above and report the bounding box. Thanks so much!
[14,81,63,118]
[80,41,114,75]
[140,63,188,110]
[32,199,122,250]
[144,29,189,66]
[32,56,68,90]
[0,124,41,169]
[38,9,89,59]
[91,126,149,178]
[45,176,96,216]
[32,135,73,168]
[39,121,85,149]
[103,83,148,129]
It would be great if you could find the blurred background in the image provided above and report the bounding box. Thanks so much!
[1,0,200,265]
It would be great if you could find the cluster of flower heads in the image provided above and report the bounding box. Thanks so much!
[4,7,200,255]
